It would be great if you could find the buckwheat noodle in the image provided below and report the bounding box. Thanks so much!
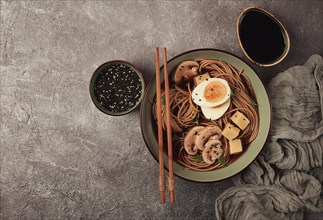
[153,59,259,171]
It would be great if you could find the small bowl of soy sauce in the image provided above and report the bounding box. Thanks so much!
[90,60,145,116]
[237,7,290,67]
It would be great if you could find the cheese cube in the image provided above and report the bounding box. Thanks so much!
[222,123,240,141]
[229,139,243,155]
[194,73,210,86]
[230,111,250,130]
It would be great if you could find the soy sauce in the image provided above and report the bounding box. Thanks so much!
[239,10,286,64]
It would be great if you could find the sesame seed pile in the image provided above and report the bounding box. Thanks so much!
[94,63,142,113]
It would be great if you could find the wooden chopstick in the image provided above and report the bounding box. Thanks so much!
[163,48,175,204]
[155,47,165,204]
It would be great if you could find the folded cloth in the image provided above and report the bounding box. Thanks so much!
[215,55,323,220]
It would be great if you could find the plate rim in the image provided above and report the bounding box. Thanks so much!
[140,48,272,183]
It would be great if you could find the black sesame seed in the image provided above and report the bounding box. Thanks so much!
[94,63,142,112]
[199,99,201,101]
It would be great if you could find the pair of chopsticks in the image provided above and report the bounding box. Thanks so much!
[155,47,175,204]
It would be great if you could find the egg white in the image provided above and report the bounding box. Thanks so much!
[192,78,231,107]
[201,98,231,120]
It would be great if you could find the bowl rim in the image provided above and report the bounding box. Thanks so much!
[236,6,291,67]
[140,48,272,183]
[89,60,145,116]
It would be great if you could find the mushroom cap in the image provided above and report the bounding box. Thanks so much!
[202,139,223,164]
[174,61,199,85]
[209,134,221,140]
[183,126,205,155]
[195,126,222,150]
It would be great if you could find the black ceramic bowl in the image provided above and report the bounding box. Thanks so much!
[89,60,145,116]
[237,7,290,67]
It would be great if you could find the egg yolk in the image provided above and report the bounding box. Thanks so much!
[204,81,227,103]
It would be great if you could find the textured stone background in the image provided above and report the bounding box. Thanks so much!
[1,0,322,219]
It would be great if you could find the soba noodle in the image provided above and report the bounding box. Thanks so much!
[153,59,259,171]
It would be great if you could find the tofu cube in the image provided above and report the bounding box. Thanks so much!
[194,73,210,86]
[222,123,240,141]
[230,111,250,130]
[229,139,243,155]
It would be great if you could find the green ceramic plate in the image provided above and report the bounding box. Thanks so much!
[140,49,271,182]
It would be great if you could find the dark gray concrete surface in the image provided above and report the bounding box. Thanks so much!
[1,0,322,219]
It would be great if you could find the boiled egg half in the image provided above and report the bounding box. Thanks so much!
[192,78,231,120]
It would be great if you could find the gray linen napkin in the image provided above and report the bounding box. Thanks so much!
[215,55,323,220]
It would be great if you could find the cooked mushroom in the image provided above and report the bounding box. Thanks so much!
[174,61,199,85]
[183,126,205,155]
[202,139,223,164]
[209,134,221,140]
[195,126,222,150]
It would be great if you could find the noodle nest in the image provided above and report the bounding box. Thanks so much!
[153,59,259,171]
